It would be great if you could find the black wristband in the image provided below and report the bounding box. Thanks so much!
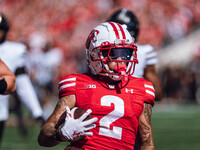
[0,78,7,94]
[15,66,26,76]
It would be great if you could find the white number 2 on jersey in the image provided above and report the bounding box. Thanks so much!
[99,95,124,139]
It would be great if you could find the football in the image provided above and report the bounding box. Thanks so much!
[55,107,91,142]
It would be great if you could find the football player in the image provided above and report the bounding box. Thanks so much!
[108,8,163,102]
[0,13,44,142]
[0,59,16,94]
[108,8,163,150]
[38,22,155,150]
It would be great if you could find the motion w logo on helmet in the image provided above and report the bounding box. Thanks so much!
[85,30,99,49]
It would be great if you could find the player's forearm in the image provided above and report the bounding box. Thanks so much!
[139,103,155,149]
[6,76,16,93]
[0,60,16,94]
[0,76,16,94]
[138,121,154,150]
[38,102,70,147]
[140,145,155,150]
[38,124,61,147]
[140,128,155,150]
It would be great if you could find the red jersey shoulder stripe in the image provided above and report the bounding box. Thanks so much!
[144,84,155,97]
[59,77,76,91]
[59,83,76,91]
[59,77,76,84]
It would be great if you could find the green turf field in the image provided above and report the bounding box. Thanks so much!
[152,103,200,150]
[1,104,200,150]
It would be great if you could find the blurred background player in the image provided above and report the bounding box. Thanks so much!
[0,59,16,95]
[108,8,163,102]
[0,13,44,143]
[24,32,63,120]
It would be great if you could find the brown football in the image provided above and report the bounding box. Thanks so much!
[55,107,92,142]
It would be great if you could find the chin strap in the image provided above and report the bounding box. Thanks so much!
[114,65,128,82]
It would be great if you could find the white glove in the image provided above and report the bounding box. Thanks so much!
[60,106,98,141]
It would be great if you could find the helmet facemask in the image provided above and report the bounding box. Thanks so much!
[89,40,138,82]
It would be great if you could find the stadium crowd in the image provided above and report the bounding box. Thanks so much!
[1,0,199,50]
[0,0,200,115]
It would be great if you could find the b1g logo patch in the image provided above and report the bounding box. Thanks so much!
[84,84,97,89]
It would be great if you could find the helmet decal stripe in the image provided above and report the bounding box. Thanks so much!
[116,23,126,39]
[108,22,120,39]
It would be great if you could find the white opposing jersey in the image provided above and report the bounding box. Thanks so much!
[133,44,157,78]
[0,41,43,121]
[26,47,62,85]
[0,41,26,73]
[0,41,26,120]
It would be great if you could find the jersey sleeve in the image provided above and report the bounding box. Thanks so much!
[144,80,155,106]
[145,44,157,66]
[58,74,77,99]
[12,42,27,68]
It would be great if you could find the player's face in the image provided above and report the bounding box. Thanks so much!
[102,48,133,71]
[107,58,127,71]
[102,48,133,61]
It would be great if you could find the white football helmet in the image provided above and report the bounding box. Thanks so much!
[86,22,138,81]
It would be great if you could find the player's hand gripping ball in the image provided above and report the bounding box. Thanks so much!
[56,107,93,142]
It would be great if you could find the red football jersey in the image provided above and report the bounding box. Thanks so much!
[59,73,155,150]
